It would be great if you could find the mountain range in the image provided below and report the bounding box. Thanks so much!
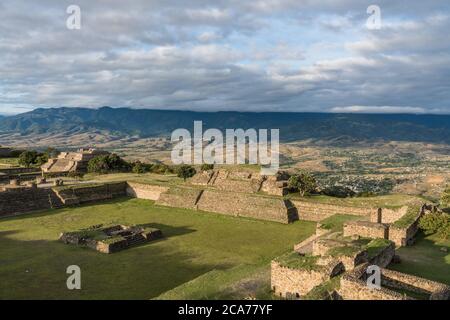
[1,107,450,144]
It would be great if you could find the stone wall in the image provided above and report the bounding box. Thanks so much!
[370,206,408,224]
[292,200,375,222]
[389,207,423,246]
[0,187,64,217]
[55,182,127,205]
[126,182,168,200]
[196,189,296,223]
[343,221,389,239]
[0,167,40,175]
[156,186,203,210]
[338,263,450,300]
[271,261,332,298]
[381,269,450,300]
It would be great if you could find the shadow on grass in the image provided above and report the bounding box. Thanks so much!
[0,230,232,299]
[388,231,450,285]
[0,197,143,222]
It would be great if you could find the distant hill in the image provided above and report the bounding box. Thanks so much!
[1,107,450,144]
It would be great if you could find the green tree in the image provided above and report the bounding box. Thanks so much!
[441,187,450,208]
[176,165,196,181]
[18,151,38,168]
[288,171,317,197]
[419,213,449,240]
[88,154,131,174]
[132,161,152,174]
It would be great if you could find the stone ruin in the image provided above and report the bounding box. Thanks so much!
[271,216,450,300]
[190,169,289,196]
[59,224,163,254]
[340,263,450,300]
[41,148,109,174]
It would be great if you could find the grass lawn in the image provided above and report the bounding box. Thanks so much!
[388,232,450,285]
[0,157,19,168]
[0,198,315,300]
[319,214,365,232]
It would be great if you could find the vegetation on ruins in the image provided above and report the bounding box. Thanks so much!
[275,252,323,271]
[327,243,362,258]
[176,165,197,181]
[131,161,152,174]
[288,171,317,197]
[18,150,48,167]
[303,276,341,300]
[365,238,393,259]
[441,187,450,208]
[319,214,363,232]
[200,164,214,171]
[419,213,450,240]
[87,153,132,173]
[392,206,421,229]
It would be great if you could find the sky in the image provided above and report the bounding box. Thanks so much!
[0,0,449,115]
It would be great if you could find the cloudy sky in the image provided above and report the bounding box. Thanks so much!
[0,0,449,115]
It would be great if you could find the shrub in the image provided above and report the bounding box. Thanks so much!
[132,161,152,174]
[441,187,450,208]
[150,163,173,174]
[321,186,355,198]
[419,213,449,240]
[176,165,196,181]
[87,154,131,174]
[288,171,317,197]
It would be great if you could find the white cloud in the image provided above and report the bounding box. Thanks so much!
[0,1,449,114]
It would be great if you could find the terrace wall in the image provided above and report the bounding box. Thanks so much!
[196,189,296,223]
[343,221,389,239]
[156,187,203,210]
[271,261,333,298]
[55,182,127,205]
[389,207,424,246]
[0,187,64,217]
[292,200,374,222]
[370,206,408,224]
[126,182,168,200]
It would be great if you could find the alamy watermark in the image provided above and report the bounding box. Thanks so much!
[171,121,279,175]
[66,265,81,290]
[66,5,81,30]
[366,265,381,289]
[366,5,381,30]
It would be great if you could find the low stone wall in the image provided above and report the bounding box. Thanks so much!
[389,207,423,246]
[381,269,450,300]
[370,206,408,224]
[196,189,296,223]
[271,261,333,298]
[0,167,40,175]
[0,187,64,217]
[343,221,388,239]
[55,182,127,205]
[292,200,374,222]
[126,182,168,200]
[339,263,410,300]
[338,263,450,300]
